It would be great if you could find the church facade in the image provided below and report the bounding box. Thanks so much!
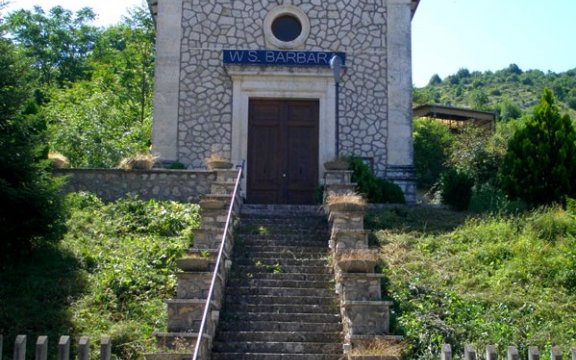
[147,0,419,204]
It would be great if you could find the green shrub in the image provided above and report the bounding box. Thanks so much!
[440,169,474,211]
[500,89,576,205]
[348,157,405,203]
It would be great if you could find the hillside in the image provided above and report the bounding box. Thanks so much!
[414,65,576,120]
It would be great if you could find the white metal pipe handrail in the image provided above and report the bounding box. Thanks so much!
[192,161,244,360]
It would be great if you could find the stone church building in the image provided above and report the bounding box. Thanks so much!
[147,0,419,204]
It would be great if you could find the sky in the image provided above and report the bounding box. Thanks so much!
[3,0,575,87]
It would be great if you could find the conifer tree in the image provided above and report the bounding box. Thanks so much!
[500,89,576,205]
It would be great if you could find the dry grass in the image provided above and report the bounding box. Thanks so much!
[118,153,157,170]
[349,338,408,357]
[206,152,229,162]
[48,151,69,169]
[326,192,367,207]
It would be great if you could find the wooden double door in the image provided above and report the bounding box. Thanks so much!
[247,99,319,204]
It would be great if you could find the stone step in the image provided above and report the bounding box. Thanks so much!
[222,312,341,323]
[212,353,343,360]
[233,265,332,274]
[235,248,329,259]
[226,286,335,297]
[212,340,342,354]
[229,272,333,282]
[224,303,339,314]
[225,294,337,306]
[240,204,324,216]
[218,320,343,333]
[215,331,342,343]
[238,238,329,247]
[233,258,330,267]
[227,278,333,289]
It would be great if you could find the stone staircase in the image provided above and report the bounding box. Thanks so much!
[211,205,344,360]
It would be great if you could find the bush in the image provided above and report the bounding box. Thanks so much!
[440,169,474,211]
[348,157,405,204]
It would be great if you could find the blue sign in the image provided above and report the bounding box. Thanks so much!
[223,50,346,67]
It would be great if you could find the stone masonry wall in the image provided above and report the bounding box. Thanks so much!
[54,169,215,202]
[178,0,389,172]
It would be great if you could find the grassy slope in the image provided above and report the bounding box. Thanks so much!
[0,193,200,359]
[366,206,576,360]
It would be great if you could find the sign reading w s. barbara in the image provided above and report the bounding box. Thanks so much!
[223,50,346,67]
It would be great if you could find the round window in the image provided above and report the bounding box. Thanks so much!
[271,15,302,42]
[264,6,310,49]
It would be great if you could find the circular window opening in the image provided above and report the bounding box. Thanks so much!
[271,15,302,42]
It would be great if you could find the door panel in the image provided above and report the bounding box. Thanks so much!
[247,99,319,204]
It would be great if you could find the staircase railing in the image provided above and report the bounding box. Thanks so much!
[192,161,244,360]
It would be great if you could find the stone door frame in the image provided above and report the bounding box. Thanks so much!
[226,66,336,197]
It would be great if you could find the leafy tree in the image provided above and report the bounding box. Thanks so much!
[0,36,66,261]
[44,7,154,167]
[500,89,576,205]
[5,5,99,86]
[413,118,453,188]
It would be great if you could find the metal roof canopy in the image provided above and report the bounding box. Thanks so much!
[413,104,496,132]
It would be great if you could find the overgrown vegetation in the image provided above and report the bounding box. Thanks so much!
[0,193,200,359]
[367,205,576,359]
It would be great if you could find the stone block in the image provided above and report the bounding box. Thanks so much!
[331,229,368,249]
[330,211,365,232]
[324,170,353,185]
[343,301,392,335]
[176,272,224,300]
[339,273,385,301]
[166,299,217,332]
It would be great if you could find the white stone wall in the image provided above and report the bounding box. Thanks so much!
[153,0,415,181]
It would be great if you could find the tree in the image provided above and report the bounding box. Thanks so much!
[428,74,442,86]
[500,89,576,205]
[44,7,154,167]
[413,118,454,188]
[5,5,99,86]
[0,36,66,261]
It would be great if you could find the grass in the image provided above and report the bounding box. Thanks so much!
[368,205,576,359]
[0,192,201,360]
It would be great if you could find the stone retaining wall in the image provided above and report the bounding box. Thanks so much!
[54,169,215,202]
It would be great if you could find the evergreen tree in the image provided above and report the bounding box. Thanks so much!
[0,36,66,261]
[500,89,576,205]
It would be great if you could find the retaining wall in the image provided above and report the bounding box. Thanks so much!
[54,169,215,202]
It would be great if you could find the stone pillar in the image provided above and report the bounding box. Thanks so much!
[151,0,183,164]
[386,0,416,203]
